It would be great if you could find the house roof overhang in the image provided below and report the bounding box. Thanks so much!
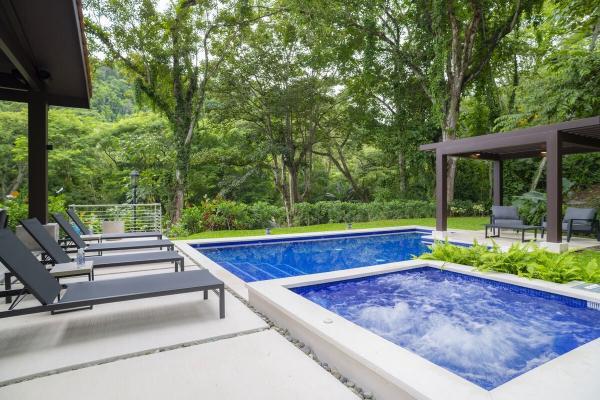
[0,0,91,108]
[420,116,600,160]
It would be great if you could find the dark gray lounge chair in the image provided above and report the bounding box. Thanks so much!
[67,208,163,240]
[52,213,173,254]
[0,209,7,229]
[0,229,225,318]
[541,207,600,242]
[20,218,185,271]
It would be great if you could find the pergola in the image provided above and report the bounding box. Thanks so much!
[420,116,600,244]
[0,0,91,223]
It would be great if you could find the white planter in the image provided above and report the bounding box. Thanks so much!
[102,220,125,234]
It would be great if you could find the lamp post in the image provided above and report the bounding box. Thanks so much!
[130,170,139,231]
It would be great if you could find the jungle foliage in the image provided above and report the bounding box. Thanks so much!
[1,0,599,230]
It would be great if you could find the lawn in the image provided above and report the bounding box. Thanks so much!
[179,216,489,240]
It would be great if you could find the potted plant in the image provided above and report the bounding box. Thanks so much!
[102,206,126,234]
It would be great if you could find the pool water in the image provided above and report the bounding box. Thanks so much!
[196,231,429,282]
[292,267,600,390]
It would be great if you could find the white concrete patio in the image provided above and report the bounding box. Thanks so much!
[0,240,359,399]
[0,330,358,400]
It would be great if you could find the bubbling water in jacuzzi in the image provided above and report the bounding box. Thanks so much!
[293,268,600,390]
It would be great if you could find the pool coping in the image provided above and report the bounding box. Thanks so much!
[175,226,433,299]
[246,260,600,400]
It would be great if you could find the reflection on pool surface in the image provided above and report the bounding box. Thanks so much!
[195,230,429,282]
[292,267,600,390]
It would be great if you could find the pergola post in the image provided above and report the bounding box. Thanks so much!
[545,131,562,243]
[28,93,49,223]
[435,150,448,233]
[492,160,503,206]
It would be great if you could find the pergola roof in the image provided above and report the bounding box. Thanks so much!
[0,0,91,108]
[420,116,600,160]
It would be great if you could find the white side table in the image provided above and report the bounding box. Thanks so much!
[50,260,94,282]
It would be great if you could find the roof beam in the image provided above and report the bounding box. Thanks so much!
[420,116,600,154]
[560,132,600,150]
[0,87,29,102]
[0,1,44,91]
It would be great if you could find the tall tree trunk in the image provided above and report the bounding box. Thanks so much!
[398,151,407,197]
[272,156,293,227]
[591,18,600,52]
[8,165,25,196]
[443,83,461,202]
[287,163,300,216]
[530,158,547,192]
[508,54,519,113]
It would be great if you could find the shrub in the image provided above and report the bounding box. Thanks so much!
[0,193,65,231]
[177,199,487,235]
[419,240,600,284]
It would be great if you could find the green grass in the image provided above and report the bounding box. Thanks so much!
[178,216,489,240]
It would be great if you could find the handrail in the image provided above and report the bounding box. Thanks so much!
[68,203,162,233]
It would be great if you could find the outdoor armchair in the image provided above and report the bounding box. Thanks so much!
[490,206,525,227]
[0,228,224,319]
[541,207,599,242]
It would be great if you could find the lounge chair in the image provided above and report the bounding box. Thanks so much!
[0,228,225,318]
[541,207,600,242]
[0,209,7,229]
[20,218,185,271]
[67,208,163,241]
[52,213,174,255]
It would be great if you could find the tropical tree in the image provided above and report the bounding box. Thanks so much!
[85,0,245,221]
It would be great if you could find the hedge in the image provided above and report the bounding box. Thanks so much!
[170,199,486,237]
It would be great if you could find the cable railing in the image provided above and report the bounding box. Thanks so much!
[68,203,162,234]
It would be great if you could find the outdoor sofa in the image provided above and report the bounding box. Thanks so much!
[53,213,173,254]
[67,208,163,241]
[541,207,600,242]
[0,228,225,318]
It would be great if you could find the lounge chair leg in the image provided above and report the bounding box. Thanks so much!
[4,272,11,304]
[219,286,225,319]
[204,290,208,300]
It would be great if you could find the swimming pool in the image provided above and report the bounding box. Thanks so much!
[194,230,430,282]
[292,267,600,391]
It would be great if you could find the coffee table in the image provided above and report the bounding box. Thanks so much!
[485,223,542,242]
